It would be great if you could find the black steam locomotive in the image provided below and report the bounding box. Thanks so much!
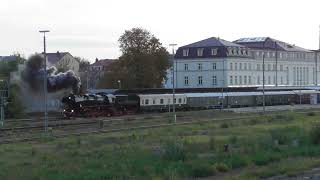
[62,93,140,118]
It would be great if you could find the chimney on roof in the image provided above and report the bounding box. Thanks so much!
[57,51,60,55]
[95,58,98,63]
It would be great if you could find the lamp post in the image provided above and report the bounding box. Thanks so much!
[262,52,266,113]
[39,30,49,133]
[169,44,177,123]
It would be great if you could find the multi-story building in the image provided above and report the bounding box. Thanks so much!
[165,37,320,88]
[87,58,116,89]
[46,51,80,75]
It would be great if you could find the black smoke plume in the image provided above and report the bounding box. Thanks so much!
[22,54,81,94]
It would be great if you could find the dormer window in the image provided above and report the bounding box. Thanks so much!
[183,49,189,57]
[242,49,247,55]
[211,48,218,56]
[233,48,238,55]
[197,48,204,56]
[227,48,233,56]
[238,49,242,55]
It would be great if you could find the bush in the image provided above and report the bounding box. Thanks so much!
[220,123,229,129]
[190,163,217,177]
[229,155,248,169]
[309,124,320,145]
[160,137,186,161]
[269,129,289,145]
[307,112,316,116]
[214,163,229,172]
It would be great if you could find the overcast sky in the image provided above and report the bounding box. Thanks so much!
[1,0,319,62]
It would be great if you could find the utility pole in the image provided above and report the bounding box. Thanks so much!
[169,44,177,123]
[262,52,266,113]
[39,30,50,133]
[221,59,225,109]
[275,41,278,87]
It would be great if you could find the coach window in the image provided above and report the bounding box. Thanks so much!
[178,98,182,103]
[145,99,149,105]
[152,99,156,104]
[160,99,164,104]
[174,98,176,104]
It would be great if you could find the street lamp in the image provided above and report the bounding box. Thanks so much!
[169,44,177,123]
[39,30,49,133]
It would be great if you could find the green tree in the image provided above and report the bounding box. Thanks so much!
[5,84,25,118]
[98,28,170,89]
[75,56,90,72]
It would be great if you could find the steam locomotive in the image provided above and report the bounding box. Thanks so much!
[61,93,140,118]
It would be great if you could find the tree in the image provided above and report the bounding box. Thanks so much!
[75,56,90,72]
[98,28,170,89]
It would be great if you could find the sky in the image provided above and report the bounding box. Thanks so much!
[0,0,319,63]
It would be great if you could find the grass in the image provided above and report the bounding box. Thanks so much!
[1,109,320,179]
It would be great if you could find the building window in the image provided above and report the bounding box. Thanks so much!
[230,76,233,85]
[235,63,238,70]
[268,64,271,71]
[235,76,238,85]
[198,76,203,85]
[244,63,247,70]
[248,76,252,85]
[257,76,260,85]
[197,48,204,56]
[248,63,251,70]
[273,64,276,71]
[211,48,218,56]
[268,76,271,84]
[212,76,217,85]
[184,64,188,71]
[280,77,283,85]
[183,49,189,57]
[184,76,189,85]
[212,63,217,70]
[244,76,247,84]
[239,63,242,70]
[230,63,233,70]
[198,63,203,71]
[257,64,260,71]
[239,76,242,85]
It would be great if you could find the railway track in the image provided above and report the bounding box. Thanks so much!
[0,109,318,144]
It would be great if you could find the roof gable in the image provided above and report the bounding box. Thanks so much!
[46,52,69,64]
[181,37,243,48]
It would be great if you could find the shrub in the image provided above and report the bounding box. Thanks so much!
[160,137,186,161]
[229,155,248,169]
[309,124,320,145]
[220,123,229,129]
[190,163,217,177]
[214,163,229,172]
[269,129,288,145]
[307,112,316,116]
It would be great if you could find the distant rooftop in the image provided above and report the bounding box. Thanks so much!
[234,37,312,52]
[181,37,243,48]
[46,51,69,64]
[0,56,17,62]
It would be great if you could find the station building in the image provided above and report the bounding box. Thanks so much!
[164,37,320,89]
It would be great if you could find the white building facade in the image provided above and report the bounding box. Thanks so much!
[165,37,320,88]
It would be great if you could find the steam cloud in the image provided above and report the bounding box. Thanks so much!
[22,54,81,94]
